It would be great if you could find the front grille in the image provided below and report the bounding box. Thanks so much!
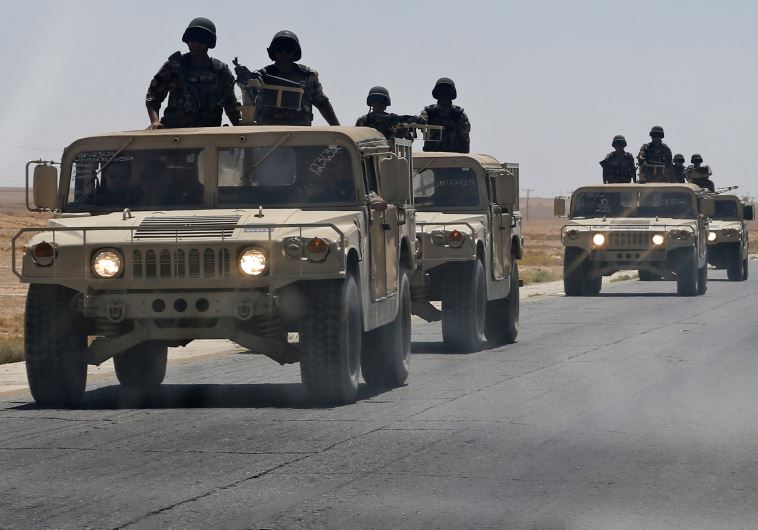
[132,248,232,279]
[608,232,651,249]
[134,216,241,240]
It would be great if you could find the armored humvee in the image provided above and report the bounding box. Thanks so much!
[15,126,418,407]
[410,153,523,352]
[555,183,714,296]
[706,194,754,281]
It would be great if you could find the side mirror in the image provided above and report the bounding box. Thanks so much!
[744,204,754,221]
[553,197,567,217]
[33,164,58,210]
[378,155,410,205]
[699,196,715,218]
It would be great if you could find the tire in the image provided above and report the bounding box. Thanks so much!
[25,284,88,408]
[697,264,708,295]
[726,245,744,281]
[676,249,698,296]
[485,260,519,345]
[638,270,659,282]
[743,256,749,280]
[584,274,602,296]
[113,343,168,391]
[563,247,586,296]
[361,272,411,389]
[300,276,361,405]
[441,260,487,352]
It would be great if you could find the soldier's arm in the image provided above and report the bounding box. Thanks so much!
[220,66,242,126]
[145,62,172,129]
[307,71,340,125]
[459,110,471,153]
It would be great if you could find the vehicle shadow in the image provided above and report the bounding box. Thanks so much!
[593,292,681,298]
[412,340,511,355]
[12,382,390,411]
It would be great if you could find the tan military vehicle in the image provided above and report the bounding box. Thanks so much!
[554,183,715,296]
[14,126,418,407]
[706,194,754,281]
[410,153,523,352]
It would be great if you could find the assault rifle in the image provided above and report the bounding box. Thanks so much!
[232,58,305,125]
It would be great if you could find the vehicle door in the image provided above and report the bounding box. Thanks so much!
[488,171,507,280]
[366,156,399,300]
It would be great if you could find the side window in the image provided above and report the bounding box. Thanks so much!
[363,156,378,193]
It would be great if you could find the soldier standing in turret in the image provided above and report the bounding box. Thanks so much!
[637,126,673,182]
[672,153,687,183]
[355,86,420,140]
[600,135,637,183]
[145,18,240,129]
[687,154,715,191]
[420,78,470,153]
[254,30,340,126]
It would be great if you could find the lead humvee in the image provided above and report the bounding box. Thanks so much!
[15,126,417,407]
[410,153,523,352]
[555,183,714,296]
[706,194,754,281]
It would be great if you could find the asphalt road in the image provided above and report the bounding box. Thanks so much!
[2,266,758,529]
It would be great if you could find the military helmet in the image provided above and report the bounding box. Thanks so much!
[432,77,457,100]
[691,153,703,164]
[649,125,665,138]
[611,135,627,147]
[268,30,302,61]
[182,17,217,49]
[366,86,391,106]
[673,153,685,163]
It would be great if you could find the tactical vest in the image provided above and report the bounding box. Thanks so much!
[163,52,226,128]
[255,64,314,125]
[600,152,636,183]
[422,105,468,153]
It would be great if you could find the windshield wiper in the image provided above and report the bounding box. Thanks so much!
[96,137,135,177]
[241,133,292,185]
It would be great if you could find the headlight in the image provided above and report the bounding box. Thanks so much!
[448,229,465,248]
[92,249,123,279]
[431,230,446,246]
[707,231,717,242]
[651,234,665,246]
[565,229,579,240]
[239,247,267,276]
[723,228,740,237]
[592,233,606,246]
[670,229,691,240]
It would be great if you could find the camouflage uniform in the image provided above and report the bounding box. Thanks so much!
[420,104,471,153]
[254,64,330,126]
[672,163,687,183]
[687,165,715,192]
[600,151,637,183]
[146,52,241,128]
[355,112,420,139]
[637,141,673,182]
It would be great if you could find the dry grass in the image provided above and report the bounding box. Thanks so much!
[0,338,24,364]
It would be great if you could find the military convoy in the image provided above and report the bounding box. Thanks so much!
[410,153,522,351]
[15,126,418,407]
[555,183,715,296]
[706,194,754,281]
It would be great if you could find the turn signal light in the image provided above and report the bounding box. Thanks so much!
[306,237,328,254]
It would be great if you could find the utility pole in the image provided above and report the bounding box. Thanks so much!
[521,187,534,221]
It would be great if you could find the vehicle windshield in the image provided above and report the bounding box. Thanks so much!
[66,149,205,211]
[713,199,740,220]
[217,145,358,207]
[412,167,483,210]
[571,190,696,219]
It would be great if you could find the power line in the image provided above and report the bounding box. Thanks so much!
[521,187,534,221]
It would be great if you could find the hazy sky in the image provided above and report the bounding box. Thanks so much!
[1,0,755,196]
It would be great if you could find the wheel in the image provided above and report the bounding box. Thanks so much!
[726,245,744,281]
[584,274,602,296]
[563,247,586,296]
[638,270,659,281]
[361,272,411,388]
[485,259,519,345]
[676,249,698,296]
[24,284,87,408]
[300,276,362,404]
[743,256,749,280]
[697,265,708,295]
[113,343,168,391]
[441,260,487,352]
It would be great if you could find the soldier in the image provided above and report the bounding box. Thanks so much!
[672,153,687,183]
[355,86,420,139]
[254,30,339,126]
[637,126,673,182]
[146,18,241,129]
[599,135,637,183]
[687,154,715,192]
[420,78,471,153]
